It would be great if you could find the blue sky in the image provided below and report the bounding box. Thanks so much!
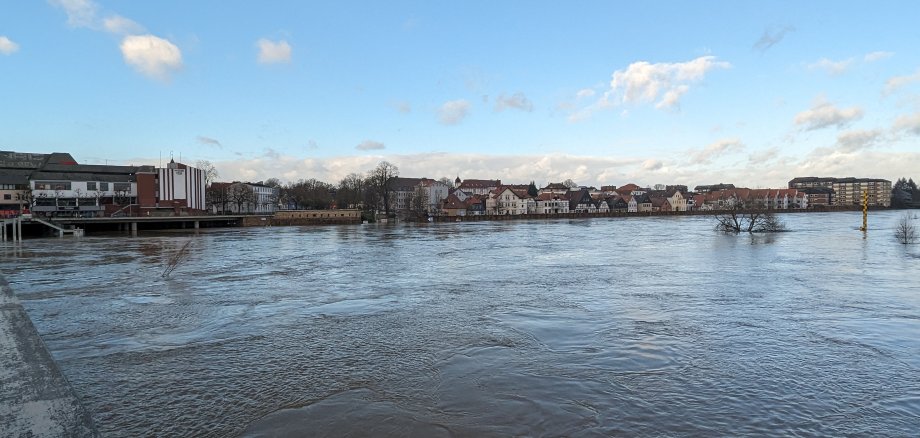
[2,1,919,188]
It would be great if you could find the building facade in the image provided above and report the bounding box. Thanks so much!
[789,177,891,207]
[1,150,207,217]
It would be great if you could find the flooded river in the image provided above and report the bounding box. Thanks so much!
[3,211,920,436]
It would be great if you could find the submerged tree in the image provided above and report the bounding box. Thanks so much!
[714,200,787,233]
[895,212,917,244]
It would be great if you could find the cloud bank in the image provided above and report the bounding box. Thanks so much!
[185,149,919,192]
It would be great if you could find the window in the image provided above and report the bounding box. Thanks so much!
[87,182,97,191]
[113,183,130,192]
[3,194,10,200]
[99,182,109,191]
[34,181,71,190]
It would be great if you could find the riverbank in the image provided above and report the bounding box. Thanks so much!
[0,276,97,437]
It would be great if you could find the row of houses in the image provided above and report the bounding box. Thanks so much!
[1,150,206,218]
[389,176,893,217]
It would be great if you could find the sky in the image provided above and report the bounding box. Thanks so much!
[1,1,919,188]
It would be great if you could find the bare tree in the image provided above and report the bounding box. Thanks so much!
[207,184,229,214]
[895,213,917,244]
[563,179,579,188]
[14,189,34,211]
[714,200,786,233]
[285,178,333,209]
[367,161,399,216]
[227,183,256,213]
[336,173,365,209]
[409,185,429,219]
[195,160,220,187]
[113,188,131,206]
[92,189,104,208]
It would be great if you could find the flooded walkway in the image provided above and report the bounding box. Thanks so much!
[0,276,96,437]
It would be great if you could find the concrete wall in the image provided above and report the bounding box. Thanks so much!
[271,209,361,225]
[0,276,97,437]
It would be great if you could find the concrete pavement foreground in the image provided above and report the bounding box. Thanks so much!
[1,276,97,437]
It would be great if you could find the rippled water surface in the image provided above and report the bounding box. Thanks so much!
[3,211,920,436]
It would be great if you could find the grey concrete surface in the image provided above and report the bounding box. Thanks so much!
[1,276,97,437]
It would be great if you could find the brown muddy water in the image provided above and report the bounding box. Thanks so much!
[2,211,920,437]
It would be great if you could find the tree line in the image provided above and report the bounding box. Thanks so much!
[892,177,919,208]
[201,160,403,216]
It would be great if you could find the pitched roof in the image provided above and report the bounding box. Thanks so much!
[650,197,671,208]
[442,193,466,209]
[458,179,501,189]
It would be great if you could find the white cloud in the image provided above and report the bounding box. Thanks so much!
[748,147,780,163]
[103,15,144,35]
[197,136,222,148]
[569,56,730,121]
[753,25,795,52]
[50,0,99,28]
[893,113,920,136]
[576,88,596,99]
[51,0,182,81]
[119,35,183,81]
[884,70,920,95]
[690,138,745,164]
[257,39,292,64]
[835,129,883,153]
[438,99,470,125]
[793,99,863,131]
[864,51,893,62]
[641,159,664,171]
[0,36,19,55]
[807,52,893,76]
[807,57,854,75]
[356,140,385,151]
[495,92,534,112]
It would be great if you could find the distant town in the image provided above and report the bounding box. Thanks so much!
[1,150,918,224]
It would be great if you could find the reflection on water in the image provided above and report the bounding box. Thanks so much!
[2,211,920,437]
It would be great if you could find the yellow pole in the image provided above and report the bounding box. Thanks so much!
[860,189,868,231]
